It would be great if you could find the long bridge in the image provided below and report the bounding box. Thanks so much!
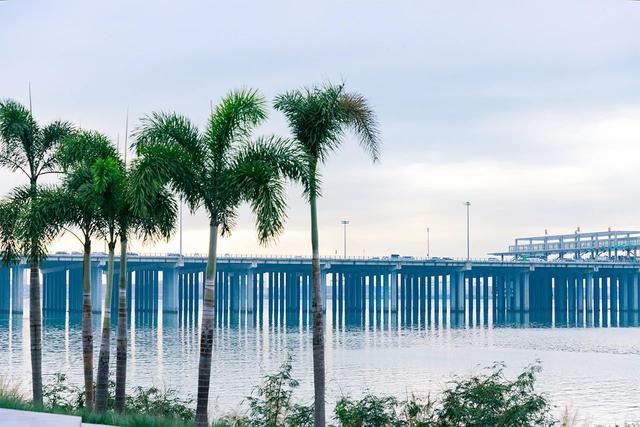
[2,251,640,327]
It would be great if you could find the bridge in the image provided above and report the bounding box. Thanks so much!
[491,229,640,261]
[2,253,640,327]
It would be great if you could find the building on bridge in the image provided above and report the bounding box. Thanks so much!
[490,229,640,261]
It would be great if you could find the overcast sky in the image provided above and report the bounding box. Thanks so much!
[1,1,639,258]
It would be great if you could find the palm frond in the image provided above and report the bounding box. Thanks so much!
[129,143,201,213]
[58,130,117,171]
[205,89,267,161]
[0,99,36,177]
[134,112,203,162]
[228,137,303,244]
[338,92,381,162]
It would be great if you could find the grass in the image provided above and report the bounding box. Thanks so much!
[0,377,192,427]
[0,396,192,426]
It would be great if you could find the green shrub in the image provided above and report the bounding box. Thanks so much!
[434,362,553,427]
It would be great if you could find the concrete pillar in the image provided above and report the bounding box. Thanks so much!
[467,276,473,318]
[11,266,24,313]
[523,272,530,312]
[433,275,440,316]
[247,271,255,312]
[514,273,522,311]
[586,272,594,311]
[483,275,490,315]
[162,268,178,312]
[91,266,102,313]
[610,276,618,314]
[456,271,465,313]
[620,274,628,311]
[230,273,239,312]
[0,266,10,311]
[601,276,609,316]
[382,273,388,314]
[577,275,584,311]
[390,270,398,312]
[633,273,639,311]
[320,270,327,309]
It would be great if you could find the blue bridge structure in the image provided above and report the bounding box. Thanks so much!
[2,251,640,328]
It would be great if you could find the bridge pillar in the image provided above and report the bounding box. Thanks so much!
[11,266,24,313]
[632,273,639,311]
[587,272,595,311]
[482,275,490,316]
[321,270,327,309]
[610,275,618,316]
[576,275,584,312]
[91,266,102,314]
[523,271,530,312]
[514,273,522,311]
[0,266,10,312]
[456,271,465,313]
[390,270,398,312]
[247,271,255,313]
[162,268,178,313]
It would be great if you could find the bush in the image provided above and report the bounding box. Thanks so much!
[217,357,313,427]
[435,362,553,427]
[332,362,551,426]
[0,373,195,426]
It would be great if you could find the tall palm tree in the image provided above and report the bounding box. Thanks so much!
[57,131,128,411]
[274,83,380,426]
[0,99,73,404]
[132,89,304,426]
[113,164,177,412]
[56,130,120,409]
[92,155,125,412]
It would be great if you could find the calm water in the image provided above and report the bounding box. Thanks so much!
[1,302,640,425]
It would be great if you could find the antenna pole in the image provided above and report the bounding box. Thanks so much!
[124,109,129,165]
[28,82,32,114]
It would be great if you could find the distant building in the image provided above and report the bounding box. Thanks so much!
[490,230,640,261]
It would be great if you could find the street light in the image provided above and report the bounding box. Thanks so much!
[341,220,349,258]
[426,227,430,258]
[463,202,471,260]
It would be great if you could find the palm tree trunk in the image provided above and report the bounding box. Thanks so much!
[82,240,94,409]
[95,241,116,411]
[310,183,326,426]
[115,237,128,412]
[195,223,218,427]
[29,259,43,405]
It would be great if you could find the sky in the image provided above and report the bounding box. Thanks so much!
[1,0,639,258]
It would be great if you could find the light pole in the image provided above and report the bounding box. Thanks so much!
[463,202,471,260]
[179,200,183,256]
[341,220,349,258]
[426,227,430,258]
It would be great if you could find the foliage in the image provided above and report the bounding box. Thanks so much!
[0,98,73,183]
[217,358,313,427]
[43,373,85,411]
[334,394,401,426]
[0,185,67,265]
[334,392,436,426]
[125,385,195,422]
[35,372,195,424]
[132,89,305,242]
[273,82,381,197]
[434,362,553,427]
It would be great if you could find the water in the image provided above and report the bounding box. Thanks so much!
[1,303,640,425]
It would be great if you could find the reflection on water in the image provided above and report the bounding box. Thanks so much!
[1,300,640,424]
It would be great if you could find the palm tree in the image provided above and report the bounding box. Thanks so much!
[113,164,177,412]
[56,130,120,409]
[274,83,380,426]
[132,89,304,426]
[57,131,127,411]
[0,99,73,404]
[92,155,125,412]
